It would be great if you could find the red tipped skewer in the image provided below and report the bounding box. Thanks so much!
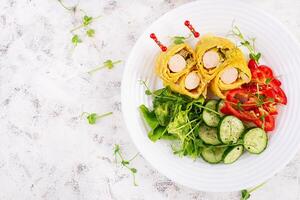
[184,20,200,38]
[150,33,167,52]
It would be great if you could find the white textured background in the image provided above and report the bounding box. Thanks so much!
[0,0,300,199]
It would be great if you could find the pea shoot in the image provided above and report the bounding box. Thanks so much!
[170,34,192,44]
[265,78,272,85]
[114,144,139,186]
[70,15,101,33]
[82,112,113,125]
[88,60,122,74]
[71,34,82,46]
[241,182,265,200]
[231,26,261,63]
[86,29,95,37]
[139,80,152,95]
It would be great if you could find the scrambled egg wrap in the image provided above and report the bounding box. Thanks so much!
[210,52,251,99]
[156,43,196,83]
[165,67,207,99]
[195,35,238,81]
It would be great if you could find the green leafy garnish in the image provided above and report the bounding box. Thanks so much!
[170,34,192,44]
[139,80,153,96]
[268,98,275,102]
[139,86,208,158]
[82,112,113,125]
[86,29,95,37]
[237,102,243,111]
[139,105,159,129]
[241,182,265,200]
[232,26,261,63]
[114,144,139,186]
[83,15,93,26]
[88,60,122,74]
[265,78,272,84]
[71,35,82,46]
[260,114,266,130]
[71,15,101,33]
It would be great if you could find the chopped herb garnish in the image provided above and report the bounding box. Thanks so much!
[88,60,122,74]
[265,78,272,84]
[268,98,275,102]
[237,102,243,111]
[114,144,139,186]
[256,99,264,107]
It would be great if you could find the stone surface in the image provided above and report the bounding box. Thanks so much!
[0,0,300,199]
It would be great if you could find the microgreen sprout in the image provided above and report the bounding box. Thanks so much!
[231,26,261,63]
[139,80,153,95]
[114,144,139,186]
[241,182,265,200]
[193,104,222,116]
[265,78,272,85]
[86,29,95,37]
[237,102,243,111]
[81,112,113,125]
[70,15,101,33]
[88,60,122,74]
[170,34,192,44]
[71,34,82,46]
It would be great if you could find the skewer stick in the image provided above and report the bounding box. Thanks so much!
[150,33,167,52]
[184,20,200,38]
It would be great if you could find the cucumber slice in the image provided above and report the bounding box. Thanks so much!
[203,100,220,127]
[217,99,226,117]
[201,146,227,164]
[199,125,221,145]
[223,145,244,164]
[218,115,244,144]
[244,128,268,154]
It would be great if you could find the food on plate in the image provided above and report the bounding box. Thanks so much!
[219,60,287,131]
[195,35,243,81]
[167,67,207,99]
[141,24,287,164]
[155,43,196,83]
[210,55,251,99]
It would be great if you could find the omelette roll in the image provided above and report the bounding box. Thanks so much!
[166,67,207,99]
[156,43,196,83]
[210,57,251,99]
[195,35,241,81]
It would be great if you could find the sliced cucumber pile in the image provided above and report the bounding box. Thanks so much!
[244,128,268,154]
[202,100,220,127]
[201,147,227,164]
[199,125,221,145]
[218,115,245,144]
[200,105,267,165]
[223,145,244,164]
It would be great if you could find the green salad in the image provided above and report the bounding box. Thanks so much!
[139,86,268,164]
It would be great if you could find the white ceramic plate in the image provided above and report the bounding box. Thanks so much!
[121,0,300,192]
